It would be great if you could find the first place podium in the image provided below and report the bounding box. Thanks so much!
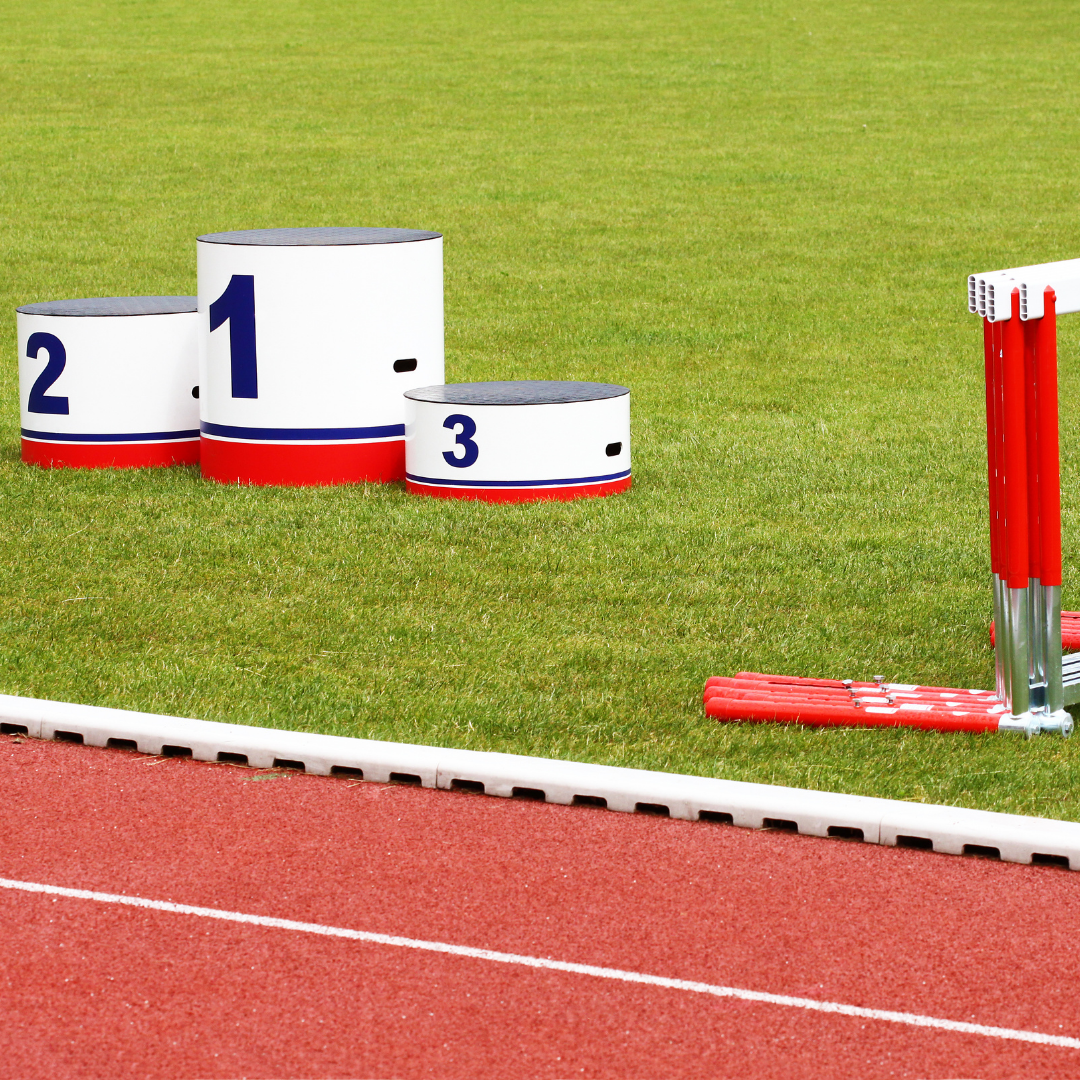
[197,227,444,486]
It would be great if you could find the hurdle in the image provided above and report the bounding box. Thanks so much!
[974,257,1080,734]
[705,259,1080,737]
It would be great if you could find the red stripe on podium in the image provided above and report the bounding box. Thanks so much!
[200,436,404,486]
[405,475,632,503]
[22,439,199,470]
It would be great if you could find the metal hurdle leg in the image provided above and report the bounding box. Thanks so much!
[993,574,1009,702]
[1028,578,1046,712]
[1044,582,1070,732]
[1004,586,1033,713]
[997,583,1039,736]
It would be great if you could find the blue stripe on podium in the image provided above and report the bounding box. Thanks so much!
[201,422,405,442]
[22,428,199,443]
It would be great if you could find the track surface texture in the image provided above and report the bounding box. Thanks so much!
[2,735,1079,1079]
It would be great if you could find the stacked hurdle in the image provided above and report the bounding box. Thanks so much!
[971,259,1080,734]
[705,259,1080,738]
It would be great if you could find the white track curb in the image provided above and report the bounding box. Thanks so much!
[3,693,1079,869]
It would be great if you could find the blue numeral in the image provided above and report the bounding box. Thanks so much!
[442,413,479,468]
[26,332,69,415]
[209,274,258,398]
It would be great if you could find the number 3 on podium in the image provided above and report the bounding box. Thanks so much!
[443,413,479,467]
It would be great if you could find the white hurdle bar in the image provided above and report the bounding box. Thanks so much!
[969,258,1080,323]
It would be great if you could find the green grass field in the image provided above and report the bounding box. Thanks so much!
[4,0,1080,818]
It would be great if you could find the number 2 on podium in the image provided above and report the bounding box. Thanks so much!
[26,332,69,415]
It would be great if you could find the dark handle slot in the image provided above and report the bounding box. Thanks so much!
[763,817,798,832]
[827,826,864,841]
[1032,852,1070,868]
[605,442,622,457]
[394,358,418,373]
[896,835,933,850]
[450,778,485,794]
[572,794,607,808]
[962,844,1000,860]
[273,758,305,771]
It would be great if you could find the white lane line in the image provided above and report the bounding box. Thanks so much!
[3,875,1077,1050]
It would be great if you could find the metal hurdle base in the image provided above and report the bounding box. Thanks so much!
[703,673,1074,738]
[998,710,1073,738]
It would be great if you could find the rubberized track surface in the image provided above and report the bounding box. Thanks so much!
[3,734,1080,1079]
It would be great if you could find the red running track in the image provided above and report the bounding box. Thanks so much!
[2,733,1080,1079]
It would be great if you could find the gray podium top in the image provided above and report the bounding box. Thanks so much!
[16,296,198,317]
[197,227,441,246]
[406,381,630,406]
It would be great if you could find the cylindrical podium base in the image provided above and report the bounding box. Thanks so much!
[197,227,444,487]
[405,381,631,502]
[200,436,404,487]
[17,296,200,470]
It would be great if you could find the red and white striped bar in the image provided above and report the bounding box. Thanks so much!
[702,674,1006,734]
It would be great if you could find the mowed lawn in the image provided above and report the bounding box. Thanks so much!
[2,0,1080,817]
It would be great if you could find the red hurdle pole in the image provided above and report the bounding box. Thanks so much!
[1024,317,1046,708]
[1035,288,1065,719]
[991,316,1012,702]
[984,316,1007,700]
[1001,288,1031,719]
